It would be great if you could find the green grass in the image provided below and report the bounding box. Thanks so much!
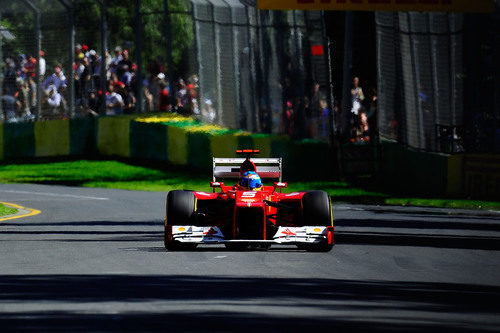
[0,158,498,210]
[0,203,18,217]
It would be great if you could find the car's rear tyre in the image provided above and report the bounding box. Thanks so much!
[164,190,197,251]
[301,191,333,252]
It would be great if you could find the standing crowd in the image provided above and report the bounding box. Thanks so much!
[1,54,42,122]
[1,45,199,122]
[2,48,376,144]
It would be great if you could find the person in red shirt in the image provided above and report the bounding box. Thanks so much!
[24,56,37,78]
[158,80,171,112]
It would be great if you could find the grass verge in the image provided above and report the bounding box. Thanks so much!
[0,203,18,217]
[0,158,498,211]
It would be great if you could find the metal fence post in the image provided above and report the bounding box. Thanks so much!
[59,0,75,117]
[245,5,258,132]
[98,0,107,114]
[164,0,176,104]
[321,11,342,179]
[227,2,242,129]
[292,10,306,138]
[321,11,335,135]
[341,11,353,137]
[212,2,223,125]
[135,0,143,113]
[0,12,3,118]
[21,0,42,119]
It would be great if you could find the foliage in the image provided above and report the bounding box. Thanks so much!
[134,113,243,135]
[1,0,194,76]
[99,0,194,74]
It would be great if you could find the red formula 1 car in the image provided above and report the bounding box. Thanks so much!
[164,150,334,251]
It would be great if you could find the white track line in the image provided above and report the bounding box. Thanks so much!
[0,190,109,201]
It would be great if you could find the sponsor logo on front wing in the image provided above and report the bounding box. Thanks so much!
[281,228,296,236]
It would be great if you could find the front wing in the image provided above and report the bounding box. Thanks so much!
[167,225,333,245]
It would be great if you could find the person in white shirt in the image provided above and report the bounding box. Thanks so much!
[350,77,364,116]
[47,86,61,108]
[39,50,46,77]
[106,84,124,115]
[42,64,67,94]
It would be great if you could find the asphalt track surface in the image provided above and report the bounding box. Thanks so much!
[1,183,500,332]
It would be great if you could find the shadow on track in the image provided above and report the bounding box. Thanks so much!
[336,231,500,250]
[0,275,498,332]
[335,218,500,232]
[4,219,500,250]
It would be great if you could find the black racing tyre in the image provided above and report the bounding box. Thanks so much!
[302,191,332,227]
[164,190,197,251]
[300,191,334,252]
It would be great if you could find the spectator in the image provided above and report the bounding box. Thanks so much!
[39,50,46,78]
[109,73,125,90]
[75,55,90,108]
[105,84,124,115]
[117,49,132,80]
[27,76,37,116]
[3,58,17,96]
[44,85,62,118]
[19,80,33,120]
[158,80,171,112]
[2,86,21,122]
[310,82,322,113]
[17,54,27,78]
[142,81,154,113]
[87,90,100,116]
[43,63,67,94]
[318,99,331,141]
[176,78,188,114]
[149,73,162,111]
[110,46,123,74]
[186,83,199,115]
[350,77,364,116]
[75,43,82,55]
[90,52,103,91]
[123,87,136,114]
[202,98,216,123]
[24,56,37,79]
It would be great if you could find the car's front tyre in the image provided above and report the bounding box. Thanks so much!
[300,191,334,252]
[164,190,197,251]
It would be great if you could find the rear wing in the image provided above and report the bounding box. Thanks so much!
[213,158,282,182]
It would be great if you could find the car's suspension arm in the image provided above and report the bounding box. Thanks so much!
[263,200,296,212]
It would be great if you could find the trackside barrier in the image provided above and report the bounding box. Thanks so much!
[0,116,335,180]
[379,140,468,197]
[3,117,497,192]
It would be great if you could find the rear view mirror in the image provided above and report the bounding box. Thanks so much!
[273,182,287,190]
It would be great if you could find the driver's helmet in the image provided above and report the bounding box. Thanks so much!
[239,171,263,191]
